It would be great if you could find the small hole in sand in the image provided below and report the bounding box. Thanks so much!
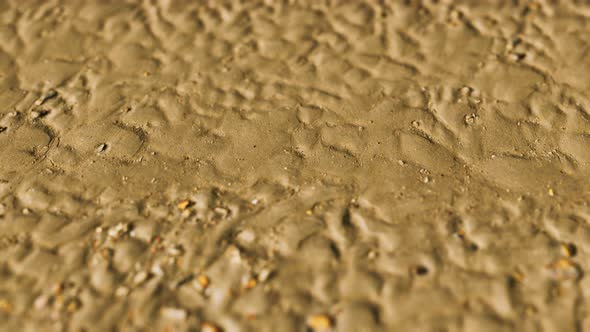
[415,265,429,276]
[565,243,577,257]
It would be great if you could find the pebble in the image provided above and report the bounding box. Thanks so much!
[34,295,49,310]
[236,229,256,245]
[258,268,273,282]
[115,287,129,297]
[509,271,524,285]
[213,207,230,219]
[200,322,222,332]
[459,86,471,95]
[96,143,108,153]
[167,244,184,256]
[307,314,333,331]
[31,110,50,119]
[160,307,186,320]
[464,114,476,125]
[242,276,257,290]
[561,243,577,257]
[177,199,194,210]
[133,271,149,285]
[151,264,164,277]
[197,274,210,290]
[66,298,82,313]
[547,258,582,281]
[108,223,130,239]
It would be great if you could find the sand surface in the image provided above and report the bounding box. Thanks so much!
[1,0,590,331]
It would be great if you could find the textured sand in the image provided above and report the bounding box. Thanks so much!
[1,0,590,331]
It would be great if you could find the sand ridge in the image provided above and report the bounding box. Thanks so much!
[0,0,590,331]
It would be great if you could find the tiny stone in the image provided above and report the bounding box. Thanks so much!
[561,243,577,257]
[115,287,129,297]
[236,229,256,244]
[66,298,82,312]
[177,199,194,210]
[213,207,229,219]
[167,244,184,256]
[161,307,186,320]
[31,110,50,119]
[258,268,273,282]
[34,295,49,310]
[547,258,582,281]
[464,114,476,125]
[307,314,333,330]
[108,223,129,239]
[197,274,210,290]
[200,322,221,332]
[242,276,257,290]
[96,143,108,153]
[133,271,149,285]
[151,264,164,277]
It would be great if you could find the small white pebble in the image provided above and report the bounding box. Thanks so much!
[258,268,273,282]
[213,207,229,219]
[34,295,48,310]
[161,307,187,320]
[368,250,377,259]
[236,229,256,244]
[167,245,184,256]
[115,287,129,297]
[151,264,164,277]
[133,271,149,285]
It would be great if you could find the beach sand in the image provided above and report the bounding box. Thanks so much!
[0,0,590,331]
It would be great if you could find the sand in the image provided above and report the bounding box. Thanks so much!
[0,0,590,331]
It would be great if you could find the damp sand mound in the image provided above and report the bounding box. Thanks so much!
[0,1,590,331]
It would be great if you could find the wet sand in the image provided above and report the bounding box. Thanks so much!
[1,0,590,331]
